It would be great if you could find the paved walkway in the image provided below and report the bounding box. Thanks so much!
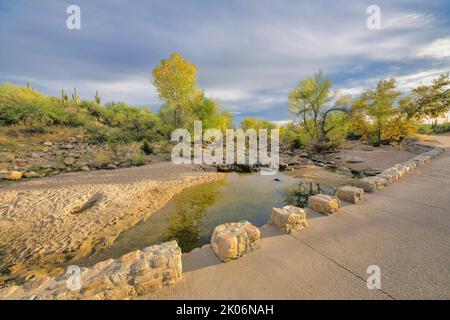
[148,135,450,300]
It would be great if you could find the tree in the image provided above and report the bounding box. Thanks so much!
[288,71,350,150]
[358,78,401,145]
[398,73,450,125]
[152,53,199,129]
[241,117,276,131]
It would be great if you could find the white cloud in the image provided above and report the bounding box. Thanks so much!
[418,38,450,59]
[384,13,435,30]
[341,68,449,96]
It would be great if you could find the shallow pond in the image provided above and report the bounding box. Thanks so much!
[81,172,300,266]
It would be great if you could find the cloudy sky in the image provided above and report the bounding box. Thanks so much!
[1,0,449,123]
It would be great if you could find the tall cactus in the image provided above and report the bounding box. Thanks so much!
[26,81,31,93]
[61,89,69,103]
[94,90,101,105]
[72,87,80,104]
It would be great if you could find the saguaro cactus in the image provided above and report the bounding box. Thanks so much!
[26,81,31,93]
[61,89,69,103]
[94,90,101,105]
[72,87,80,104]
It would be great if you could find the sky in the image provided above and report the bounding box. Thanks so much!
[0,0,449,123]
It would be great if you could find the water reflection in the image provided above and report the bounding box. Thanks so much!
[81,172,300,266]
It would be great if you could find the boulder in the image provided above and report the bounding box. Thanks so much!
[1,171,22,181]
[270,205,308,233]
[64,157,76,166]
[211,221,260,262]
[308,194,341,215]
[0,241,182,300]
[80,165,90,171]
[355,176,387,193]
[336,186,364,204]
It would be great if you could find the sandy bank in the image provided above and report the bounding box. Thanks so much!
[0,162,224,286]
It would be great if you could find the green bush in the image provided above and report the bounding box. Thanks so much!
[140,140,153,155]
[433,123,450,134]
[417,123,450,135]
[130,152,146,166]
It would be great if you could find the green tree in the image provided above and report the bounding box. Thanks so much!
[359,78,401,145]
[152,53,199,129]
[288,71,350,150]
[398,73,450,125]
[241,117,276,131]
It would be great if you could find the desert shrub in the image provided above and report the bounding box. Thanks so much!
[433,123,450,134]
[382,116,416,143]
[417,124,433,134]
[140,140,153,155]
[93,151,112,168]
[284,183,319,208]
[280,123,305,149]
[130,152,146,166]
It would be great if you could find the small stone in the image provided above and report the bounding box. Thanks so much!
[43,141,53,147]
[1,171,22,181]
[60,144,74,150]
[24,171,39,178]
[30,152,40,158]
[336,186,364,204]
[106,164,117,170]
[80,165,90,171]
[308,194,341,215]
[64,157,76,166]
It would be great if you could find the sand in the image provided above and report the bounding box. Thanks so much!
[0,162,224,286]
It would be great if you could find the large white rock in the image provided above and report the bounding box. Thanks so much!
[308,194,341,215]
[270,205,308,233]
[211,221,260,262]
[355,176,387,192]
[336,186,364,204]
[0,241,182,300]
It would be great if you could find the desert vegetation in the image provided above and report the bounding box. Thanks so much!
[0,53,449,181]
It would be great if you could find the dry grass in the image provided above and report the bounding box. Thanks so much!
[0,126,84,151]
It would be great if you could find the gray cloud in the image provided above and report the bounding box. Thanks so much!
[1,0,449,122]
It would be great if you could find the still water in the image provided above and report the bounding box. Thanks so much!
[81,172,299,266]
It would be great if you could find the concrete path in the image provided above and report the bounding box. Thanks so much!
[148,135,450,300]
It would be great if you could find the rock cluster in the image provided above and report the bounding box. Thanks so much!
[308,194,341,215]
[355,145,445,193]
[0,241,182,300]
[401,138,434,154]
[0,135,153,181]
[270,205,308,233]
[210,221,260,262]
